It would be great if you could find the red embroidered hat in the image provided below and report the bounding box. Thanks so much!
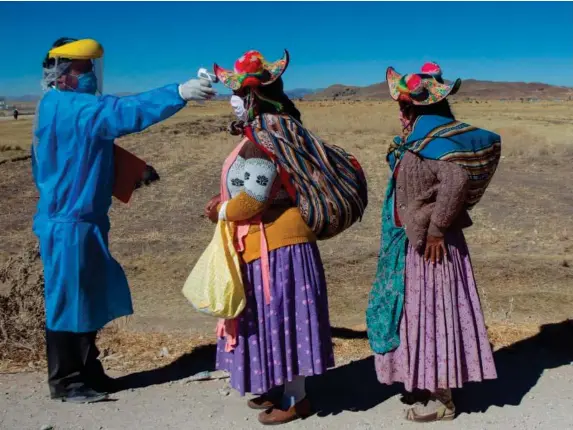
[214,50,289,92]
[387,62,462,105]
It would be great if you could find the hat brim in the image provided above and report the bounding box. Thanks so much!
[213,64,242,91]
[261,50,289,86]
[386,67,403,101]
[214,50,289,91]
[386,66,461,105]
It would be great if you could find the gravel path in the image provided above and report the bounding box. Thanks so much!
[1,335,572,430]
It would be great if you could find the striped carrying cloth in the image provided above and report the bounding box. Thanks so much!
[245,113,368,240]
[389,115,502,209]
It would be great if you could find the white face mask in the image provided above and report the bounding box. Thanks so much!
[230,95,248,122]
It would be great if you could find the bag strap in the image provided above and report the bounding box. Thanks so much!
[244,124,298,202]
[220,138,249,200]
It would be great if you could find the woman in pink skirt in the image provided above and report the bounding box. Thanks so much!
[367,63,501,422]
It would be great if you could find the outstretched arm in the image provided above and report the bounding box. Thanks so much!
[91,79,215,140]
[91,84,186,140]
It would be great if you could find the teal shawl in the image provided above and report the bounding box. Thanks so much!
[366,115,501,355]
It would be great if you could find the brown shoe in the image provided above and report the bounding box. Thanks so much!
[258,397,313,426]
[247,393,281,410]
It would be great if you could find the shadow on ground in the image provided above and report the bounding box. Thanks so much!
[455,319,573,415]
[113,344,217,391]
[113,321,573,418]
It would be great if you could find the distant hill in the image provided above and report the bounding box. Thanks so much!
[285,88,318,99]
[6,95,41,103]
[6,80,570,105]
[3,88,320,104]
[305,80,573,101]
[211,88,319,101]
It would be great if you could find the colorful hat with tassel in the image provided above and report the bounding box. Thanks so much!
[387,62,462,105]
[214,50,289,92]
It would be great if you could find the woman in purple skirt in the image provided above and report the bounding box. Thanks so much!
[367,63,501,422]
[205,50,334,426]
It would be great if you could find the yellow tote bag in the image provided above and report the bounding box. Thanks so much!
[182,220,246,319]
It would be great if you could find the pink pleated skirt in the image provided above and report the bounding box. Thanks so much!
[375,230,498,392]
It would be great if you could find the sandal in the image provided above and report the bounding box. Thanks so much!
[401,389,431,406]
[405,389,455,423]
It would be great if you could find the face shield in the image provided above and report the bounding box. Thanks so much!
[42,38,104,95]
[42,58,103,96]
[92,57,104,95]
[41,58,71,92]
[74,57,103,95]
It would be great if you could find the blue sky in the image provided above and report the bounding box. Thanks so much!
[0,1,572,96]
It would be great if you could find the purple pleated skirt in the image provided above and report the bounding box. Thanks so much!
[216,242,335,396]
[375,230,498,392]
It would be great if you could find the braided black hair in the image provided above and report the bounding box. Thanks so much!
[253,77,303,124]
[400,99,455,121]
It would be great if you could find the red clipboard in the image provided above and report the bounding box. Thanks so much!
[113,144,148,204]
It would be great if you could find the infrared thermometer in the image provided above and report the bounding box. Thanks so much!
[198,67,218,83]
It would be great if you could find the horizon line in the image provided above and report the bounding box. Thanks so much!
[2,76,573,99]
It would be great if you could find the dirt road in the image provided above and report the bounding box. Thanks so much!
[1,340,572,430]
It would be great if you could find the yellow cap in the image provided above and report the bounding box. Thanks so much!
[48,39,104,60]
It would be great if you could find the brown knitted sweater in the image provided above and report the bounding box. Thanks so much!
[395,151,473,252]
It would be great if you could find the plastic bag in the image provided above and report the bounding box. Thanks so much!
[182,220,246,319]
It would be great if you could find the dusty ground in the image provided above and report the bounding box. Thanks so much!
[1,367,572,430]
[1,320,572,429]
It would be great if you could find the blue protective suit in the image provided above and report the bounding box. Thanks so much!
[32,84,186,333]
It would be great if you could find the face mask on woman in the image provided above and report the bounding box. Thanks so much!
[230,95,248,122]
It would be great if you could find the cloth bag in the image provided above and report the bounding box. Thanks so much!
[182,220,246,319]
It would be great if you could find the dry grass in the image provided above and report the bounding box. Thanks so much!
[0,243,45,364]
[0,117,33,147]
[0,100,572,371]
[0,321,542,374]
